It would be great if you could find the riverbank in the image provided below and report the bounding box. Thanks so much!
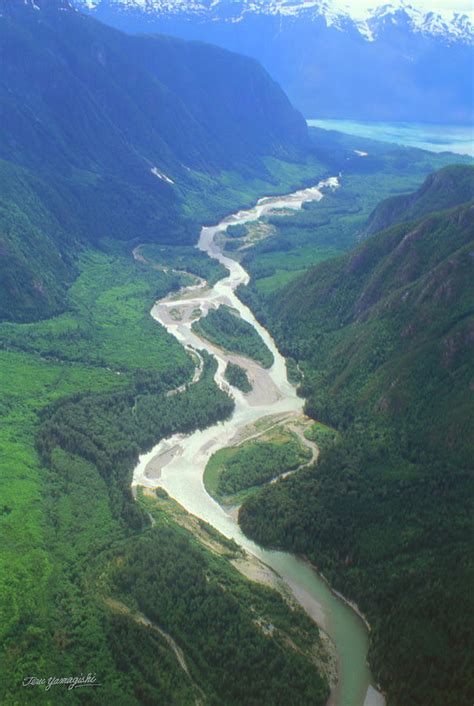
[202,412,317,505]
[139,485,340,698]
[132,179,385,706]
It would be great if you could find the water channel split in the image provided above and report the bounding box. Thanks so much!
[132,178,385,706]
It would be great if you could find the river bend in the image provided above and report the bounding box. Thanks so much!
[132,179,385,706]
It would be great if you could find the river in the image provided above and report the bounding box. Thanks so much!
[132,178,385,706]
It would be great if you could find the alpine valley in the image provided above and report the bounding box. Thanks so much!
[75,0,474,124]
[238,163,474,706]
[0,1,473,706]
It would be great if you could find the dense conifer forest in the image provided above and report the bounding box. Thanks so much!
[224,362,252,392]
[238,165,474,706]
[192,306,274,368]
[1,4,473,703]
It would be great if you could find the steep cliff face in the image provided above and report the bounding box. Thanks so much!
[75,0,474,124]
[0,0,308,176]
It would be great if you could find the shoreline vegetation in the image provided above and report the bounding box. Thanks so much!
[204,428,312,505]
[131,177,388,706]
[236,164,474,706]
[192,305,275,368]
[0,162,340,704]
[138,487,338,693]
[224,361,252,393]
[2,107,472,703]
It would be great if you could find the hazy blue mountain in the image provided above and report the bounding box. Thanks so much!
[75,0,474,124]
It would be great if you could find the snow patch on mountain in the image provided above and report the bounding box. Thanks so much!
[151,167,175,184]
[359,2,473,43]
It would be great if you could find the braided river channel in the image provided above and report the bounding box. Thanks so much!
[132,179,385,706]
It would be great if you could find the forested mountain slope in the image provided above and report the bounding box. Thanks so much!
[0,3,336,703]
[364,163,474,234]
[76,0,474,124]
[239,165,474,706]
[0,0,309,321]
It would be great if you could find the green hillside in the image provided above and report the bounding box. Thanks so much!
[0,3,334,702]
[364,164,474,235]
[2,2,473,702]
[239,166,474,706]
[236,131,473,299]
[0,0,315,322]
[0,248,331,705]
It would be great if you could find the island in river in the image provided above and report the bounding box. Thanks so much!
[132,178,386,706]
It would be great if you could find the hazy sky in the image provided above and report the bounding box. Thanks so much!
[341,0,474,18]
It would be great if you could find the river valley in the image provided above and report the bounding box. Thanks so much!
[132,179,386,706]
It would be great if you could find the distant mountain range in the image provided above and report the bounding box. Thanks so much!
[74,0,474,124]
[74,0,474,44]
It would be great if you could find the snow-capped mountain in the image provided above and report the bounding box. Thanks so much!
[362,3,473,43]
[1,0,77,10]
[76,0,473,43]
[74,0,474,123]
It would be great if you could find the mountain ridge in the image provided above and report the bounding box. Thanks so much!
[363,163,474,234]
[75,0,474,44]
[0,0,311,321]
[74,0,474,123]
